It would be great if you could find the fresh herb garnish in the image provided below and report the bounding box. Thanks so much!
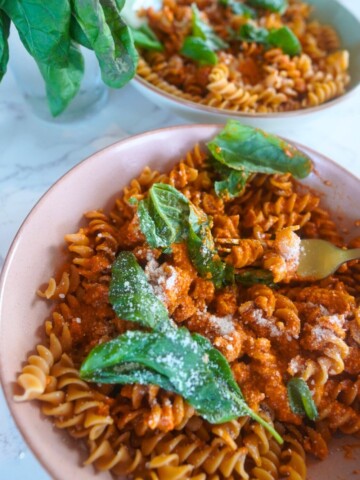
[137,183,232,288]
[239,24,301,56]
[181,3,228,65]
[287,378,318,421]
[131,24,164,52]
[137,183,190,249]
[207,121,312,189]
[247,0,288,14]
[219,0,256,18]
[0,11,10,82]
[81,267,283,443]
[109,251,174,333]
[235,269,276,287]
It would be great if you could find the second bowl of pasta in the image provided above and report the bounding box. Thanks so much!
[126,0,360,127]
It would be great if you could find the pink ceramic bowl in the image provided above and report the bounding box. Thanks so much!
[0,125,359,480]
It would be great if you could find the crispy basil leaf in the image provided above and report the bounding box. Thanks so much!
[0,0,72,68]
[235,269,276,287]
[239,23,269,44]
[137,183,191,248]
[287,378,318,421]
[80,328,282,443]
[207,120,312,180]
[131,24,164,51]
[268,26,301,56]
[37,42,84,117]
[247,0,288,14]
[109,251,174,333]
[181,36,218,65]
[0,11,10,81]
[191,3,228,50]
[219,0,256,18]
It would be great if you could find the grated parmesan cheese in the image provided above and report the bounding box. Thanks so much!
[208,314,235,336]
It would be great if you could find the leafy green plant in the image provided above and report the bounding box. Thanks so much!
[239,23,301,56]
[0,0,138,116]
[287,378,318,420]
[80,251,283,443]
[181,3,228,66]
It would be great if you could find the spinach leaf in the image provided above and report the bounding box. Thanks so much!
[287,378,318,421]
[137,184,191,248]
[235,269,276,287]
[109,251,174,333]
[181,3,228,65]
[72,0,137,88]
[247,0,288,14]
[131,24,164,52]
[207,120,312,180]
[70,14,93,50]
[219,0,256,18]
[268,26,301,56]
[239,23,269,44]
[80,328,283,442]
[181,36,218,66]
[37,42,84,117]
[99,0,138,87]
[0,11,10,82]
[0,0,72,68]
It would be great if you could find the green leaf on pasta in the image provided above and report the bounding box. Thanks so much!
[219,0,256,18]
[287,378,319,420]
[247,0,288,14]
[109,251,174,333]
[131,24,164,52]
[207,120,312,180]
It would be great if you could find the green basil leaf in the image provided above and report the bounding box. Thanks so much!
[235,269,276,287]
[0,11,10,82]
[219,0,256,18]
[287,378,318,421]
[191,3,228,50]
[83,361,176,391]
[187,220,233,289]
[181,36,218,66]
[131,24,164,52]
[247,0,288,14]
[137,184,191,248]
[268,26,301,56]
[215,169,250,199]
[207,120,312,180]
[80,328,282,443]
[37,42,84,117]
[109,251,174,333]
[0,0,72,68]
[70,14,93,50]
[99,0,138,87]
[239,23,269,44]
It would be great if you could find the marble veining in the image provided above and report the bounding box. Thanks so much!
[0,1,360,477]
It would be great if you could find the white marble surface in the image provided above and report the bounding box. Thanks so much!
[0,1,360,478]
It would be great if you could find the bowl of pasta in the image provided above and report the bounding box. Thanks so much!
[1,122,360,480]
[125,0,360,127]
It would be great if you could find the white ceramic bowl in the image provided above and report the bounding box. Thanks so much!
[127,0,360,128]
[0,125,360,480]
